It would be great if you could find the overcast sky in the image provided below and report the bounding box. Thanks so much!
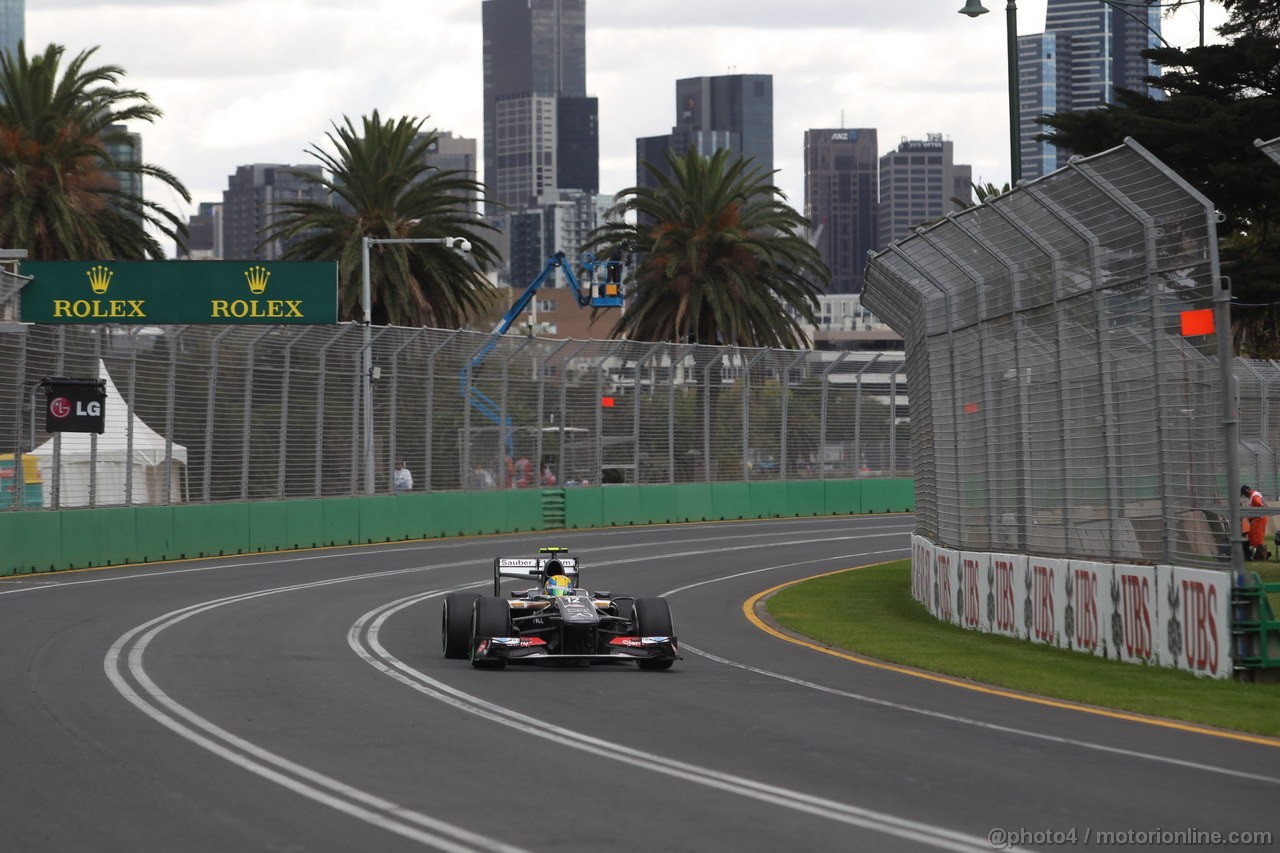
[29,0,1226,254]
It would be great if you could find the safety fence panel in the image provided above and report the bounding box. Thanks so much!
[864,139,1228,568]
[1236,360,1280,497]
[0,321,908,510]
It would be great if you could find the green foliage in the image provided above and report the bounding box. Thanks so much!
[586,147,828,348]
[1219,0,1280,38]
[0,43,190,259]
[1036,7,1280,354]
[263,111,500,328]
[950,180,1011,211]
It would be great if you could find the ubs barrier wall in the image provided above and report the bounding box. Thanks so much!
[911,534,1232,679]
[0,477,913,576]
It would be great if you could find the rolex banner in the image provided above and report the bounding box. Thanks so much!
[19,261,338,325]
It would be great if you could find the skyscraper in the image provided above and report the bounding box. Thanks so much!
[416,130,480,216]
[1019,0,1163,179]
[177,202,223,260]
[482,0,598,210]
[1018,33,1065,181]
[103,124,143,226]
[803,128,878,294]
[506,188,604,287]
[0,0,23,59]
[877,134,971,248]
[221,164,327,261]
[638,74,773,189]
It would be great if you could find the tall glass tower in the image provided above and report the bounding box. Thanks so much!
[804,128,878,294]
[636,74,774,190]
[481,0,598,211]
[1019,0,1163,180]
[0,0,23,58]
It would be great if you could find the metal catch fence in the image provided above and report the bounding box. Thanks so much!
[0,322,908,510]
[862,138,1236,568]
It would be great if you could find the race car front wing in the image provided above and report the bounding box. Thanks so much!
[470,633,680,665]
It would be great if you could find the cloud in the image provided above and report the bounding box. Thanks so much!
[26,0,1224,254]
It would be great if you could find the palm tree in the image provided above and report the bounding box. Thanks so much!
[586,147,827,348]
[263,111,500,327]
[0,43,190,259]
[950,180,1011,211]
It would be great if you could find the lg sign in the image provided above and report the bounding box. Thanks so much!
[49,396,100,420]
[42,377,106,434]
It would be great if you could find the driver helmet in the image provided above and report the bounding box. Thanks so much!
[546,574,573,597]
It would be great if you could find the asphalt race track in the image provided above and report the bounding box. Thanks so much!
[2,515,1277,852]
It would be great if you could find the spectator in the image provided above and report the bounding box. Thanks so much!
[513,455,532,488]
[393,460,413,493]
[473,464,496,490]
[541,464,556,487]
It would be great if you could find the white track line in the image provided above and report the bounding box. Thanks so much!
[97,532,907,852]
[105,566,524,853]
[660,559,1280,786]
[8,518,913,598]
[353,588,1015,853]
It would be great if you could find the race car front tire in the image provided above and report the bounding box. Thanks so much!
[470,596,513,669]
[612,596,636,624]
[442,591,480,659]
[633,597,675,671]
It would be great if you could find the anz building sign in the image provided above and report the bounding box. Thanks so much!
[830,130,859,141]
[20,261,338,325]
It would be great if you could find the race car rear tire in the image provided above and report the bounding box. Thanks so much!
[470,596,512,669]
[442,592,480,659]
[633,597,675,671]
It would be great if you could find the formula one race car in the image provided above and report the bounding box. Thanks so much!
[441,547,679,670]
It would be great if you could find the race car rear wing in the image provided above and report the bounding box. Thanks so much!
[493,555,579,596]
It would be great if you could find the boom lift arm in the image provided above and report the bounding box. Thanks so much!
[460,251,627,455]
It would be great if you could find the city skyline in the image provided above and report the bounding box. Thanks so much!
[1018,0,1166,180]
[25,1,1223,253]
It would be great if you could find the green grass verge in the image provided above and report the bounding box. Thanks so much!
[767,561,1280,737]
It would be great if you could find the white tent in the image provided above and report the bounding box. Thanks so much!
[30,361,188,507]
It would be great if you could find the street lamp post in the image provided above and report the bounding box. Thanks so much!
[959,1,1021,186]
[359,236,472,494]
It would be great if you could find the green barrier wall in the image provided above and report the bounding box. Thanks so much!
[0,478,914,576]
[862,478,914,513]
[1,510,62,572]
[713,482,752,520]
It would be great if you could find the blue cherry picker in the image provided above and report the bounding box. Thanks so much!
[460,250,627,480]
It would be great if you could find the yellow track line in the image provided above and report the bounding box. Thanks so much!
[744,564,1280,749]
